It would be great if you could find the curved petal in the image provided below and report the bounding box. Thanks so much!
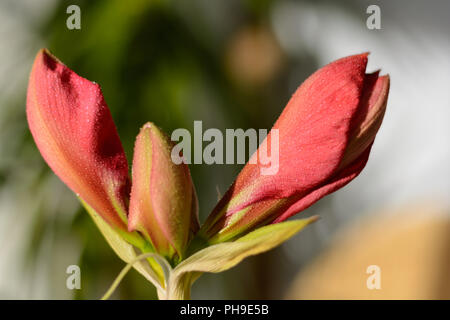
[340,74,390,169]
[205,145,372,243]
[201,53,390,242]
[273,144,373,223]
[236,53,369,204]
[26,49,130,231]
[202,53,369,230]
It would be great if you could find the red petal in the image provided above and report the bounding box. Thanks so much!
[218,53,369,216]
[340,74,390,169]
[204,145,372,242]
[201,54,391,241]
[273,144,373,223]
[26,49,130,230]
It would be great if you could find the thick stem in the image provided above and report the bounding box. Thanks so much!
[158,274,192,300]
[157,288,168,300]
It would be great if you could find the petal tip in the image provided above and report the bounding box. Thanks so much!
[35,48,63,71]
[142,122,154,130]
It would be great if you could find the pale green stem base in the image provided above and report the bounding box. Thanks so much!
[100,252,192,300]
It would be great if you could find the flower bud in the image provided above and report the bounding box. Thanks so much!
[128,123,199,260]
[200,53,390,243]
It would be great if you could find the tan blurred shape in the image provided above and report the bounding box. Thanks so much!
[225,25,284,87]
[286,204,450,299]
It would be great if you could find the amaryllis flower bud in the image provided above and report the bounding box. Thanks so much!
[26,49,131,232]
[128,123,199,261]
[200,53,390,243]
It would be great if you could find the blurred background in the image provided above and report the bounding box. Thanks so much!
[0,0,449,299]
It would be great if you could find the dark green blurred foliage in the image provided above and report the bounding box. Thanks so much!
[19,0,322,299]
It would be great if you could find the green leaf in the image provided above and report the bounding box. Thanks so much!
[80,199,164,289]
[169,216,318,296]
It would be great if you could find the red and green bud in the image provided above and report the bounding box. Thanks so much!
[200,53,390,243]
[26,49,131,232]
[128,123,199,261]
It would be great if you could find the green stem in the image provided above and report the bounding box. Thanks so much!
[100,252,169,300]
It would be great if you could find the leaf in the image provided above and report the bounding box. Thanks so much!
[163,217,317,299]
[173,216,318,276]
[80,199,164,289]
